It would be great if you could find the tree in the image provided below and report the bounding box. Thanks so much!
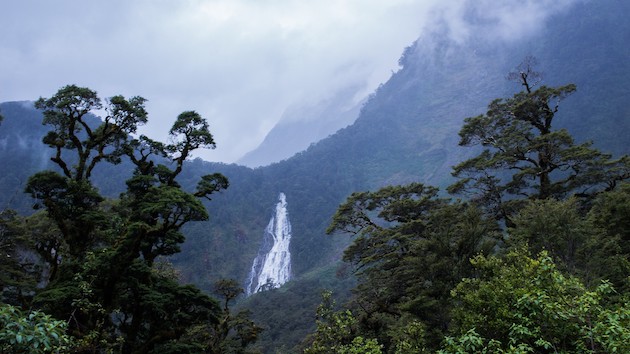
[211,279,262,353]
[26,85,148,263]
[303,291,382,354]
[21,85,232,352]
[507,195,630,291]
[587,182,630,256]
[448,57,630,224]
[34,85,148,181]
[169,279,262,354]
[508,198,590,273]
[327,183,498,350]
[583,182,630,292]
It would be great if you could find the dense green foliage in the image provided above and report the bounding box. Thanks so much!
[1,2,630,352]
[325,183,499,349]
[0,303,73,353]
[445,250,629,353]
[1,85,261,353]
[0,210,40,304]
[303,291,383,354]
[308,62,630,353]
[448,57,630,224]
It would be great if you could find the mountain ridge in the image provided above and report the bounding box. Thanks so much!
[237,87,363,168]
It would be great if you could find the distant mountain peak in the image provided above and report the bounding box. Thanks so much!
[236,88,364,168]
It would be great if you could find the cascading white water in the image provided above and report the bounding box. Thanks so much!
[246,193,292,296]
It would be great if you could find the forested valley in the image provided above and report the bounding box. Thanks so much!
[2,0,630,353]
[2,57,629,353]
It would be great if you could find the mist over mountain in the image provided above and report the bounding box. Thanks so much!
[181,0,629,349]
[236,0,629,348]
[1,0,629,352]
[0,101,136,212]
[237,87,363,168]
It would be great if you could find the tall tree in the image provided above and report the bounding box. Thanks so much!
[22,85,232,352]
[327,183,498,350]
[27,85,148,262]
[34,85,148,181]
[448,57,630,224]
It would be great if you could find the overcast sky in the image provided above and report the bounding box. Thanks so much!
[0,0,577,163]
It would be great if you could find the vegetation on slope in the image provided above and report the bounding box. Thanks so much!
[1,1,629,352]
[302,59,630,353]
[1,85,259,353]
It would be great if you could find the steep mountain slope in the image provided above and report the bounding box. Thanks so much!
[186,0,629,349]
[0,101,52,212]
[0,101,133,212]
[237,88,363,168]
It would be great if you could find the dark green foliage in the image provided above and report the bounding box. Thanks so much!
[319,54,630,352]
[508,198,590,272]
[322,183,630,353]
[507,196,630,291]
[303,291,383,354]
[588,182,630,256]
[0,303,74,353]
[34,85,148,181]
[195,173,230,201]
[2,85,246,353]
[0,210,40,306]
[156,279,262,354]
[164,111,217,185]
[0,101,136,214]
[584,184,630,292]
[449,58,630,224]
[1,2,630,352]
[203,279,263,353]
[445,249,630,353]
[26,171,105,260]
[327,183,499,351]
[115,267,220,353]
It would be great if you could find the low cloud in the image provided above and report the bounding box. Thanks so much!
[0,0,579,163]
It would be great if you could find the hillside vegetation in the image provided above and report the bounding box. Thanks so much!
[1,0,629,352]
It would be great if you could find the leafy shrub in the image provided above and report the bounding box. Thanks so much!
[0,303,73,353]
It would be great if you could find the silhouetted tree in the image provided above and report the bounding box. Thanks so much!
[448,57,630,225]
[22,85,232,352]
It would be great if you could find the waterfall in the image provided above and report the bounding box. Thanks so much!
[246,192,292,296]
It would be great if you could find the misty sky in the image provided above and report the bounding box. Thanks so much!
[0,0,577,163]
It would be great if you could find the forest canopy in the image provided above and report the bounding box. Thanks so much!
[305,59,630,353]
[0,85,258,353]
